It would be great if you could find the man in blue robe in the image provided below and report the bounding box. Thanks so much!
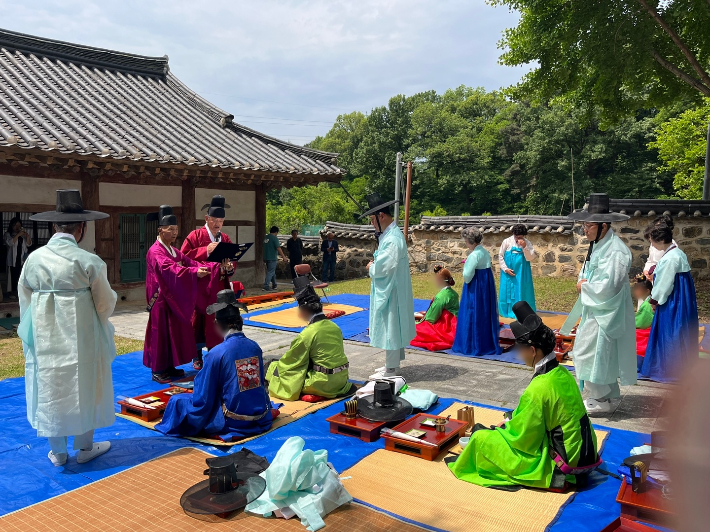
[19,190,116,467]
[362,193,416,379]
[156,289,273,440]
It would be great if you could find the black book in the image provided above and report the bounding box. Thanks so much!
[207,242,253,263]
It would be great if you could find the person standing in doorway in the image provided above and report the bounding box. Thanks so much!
[4,217,32,300]
[321,231,339,282]
[263,226,286,291]
[362,193,415,379]
[286,229,304,279]
[18,190,115,467]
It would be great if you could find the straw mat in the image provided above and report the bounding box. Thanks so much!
[117,393,350,446]
[0,448,424,532]
[248,304,364,328]
[500,313,570,331]
[341,403,609,532]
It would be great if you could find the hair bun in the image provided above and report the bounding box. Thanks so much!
[433,264,443,273]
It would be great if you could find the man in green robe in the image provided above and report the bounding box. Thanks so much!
[362,193,416,379]
[448,301,599,490]
[266,277,353,401]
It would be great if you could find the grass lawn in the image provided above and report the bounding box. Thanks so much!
[0,335,143,381]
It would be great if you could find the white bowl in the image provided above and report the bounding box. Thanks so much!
[459,437,470,448]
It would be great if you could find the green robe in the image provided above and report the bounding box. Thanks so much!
[449,361,598,489]
[424,286,459,323]
[266,316,351,401]
[635,297,654,329]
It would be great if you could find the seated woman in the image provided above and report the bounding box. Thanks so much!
[449,301,599,490]
[266,276,354,401]
[452,227,502,357]
[640,221,699,383]
[411,266,459,351]
[498,223,537,319]
[633,274,654,370]
[155,289,273,440]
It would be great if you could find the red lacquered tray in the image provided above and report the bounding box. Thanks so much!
[616,480,675,528]
[326,413,387,442]
[118,377,194,422]
[383,413,468,461]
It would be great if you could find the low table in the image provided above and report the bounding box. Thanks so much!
[326,413,387,442]
[383,413,468,461]
[118,380,194,422]
[616,480,675,529]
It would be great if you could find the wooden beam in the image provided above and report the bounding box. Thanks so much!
[80,170,103,257]
[181,178,196,242]
[255,183,266,285]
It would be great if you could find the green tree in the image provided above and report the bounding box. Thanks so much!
[489,0,710,120]
[651,99,710,198]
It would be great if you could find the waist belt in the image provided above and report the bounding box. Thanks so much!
[146,289,160,312]
[549,449,602,476]
[311,362,349,375]
[222,403,269,422]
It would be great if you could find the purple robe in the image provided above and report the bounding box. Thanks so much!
[143,240,220,372]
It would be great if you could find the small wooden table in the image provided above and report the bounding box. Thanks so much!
[118,382,193,422]
[383,413,468,461]
[616,480,675,529]
[326,413,387,442]
[599,517,663,532]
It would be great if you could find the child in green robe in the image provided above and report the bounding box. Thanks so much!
[266,277,354,402]
[448,301,599,490]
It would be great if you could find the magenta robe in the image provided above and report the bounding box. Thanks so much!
[180,227,234,349]
[143,241,220,372]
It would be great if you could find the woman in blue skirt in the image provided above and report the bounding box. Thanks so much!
[452,227,502,357]
[640,221,699,382]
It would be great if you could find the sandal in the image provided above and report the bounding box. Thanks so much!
[192,358,203,371]
[152,372,173,384]
[300,394,326,403]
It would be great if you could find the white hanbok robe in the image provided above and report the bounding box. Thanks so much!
[18,233,117,438]
[562,230,637,393]
[368,222,416,350]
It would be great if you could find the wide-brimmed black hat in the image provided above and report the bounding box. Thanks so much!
[293,276,320,306]
[30,190,109,222]
[206,289,248,320]
[510,301,544,345]
[201,195,230,218]
[360,192,399,218]
[568,193,629,223]
[357,381,412,422]
[180,455,266,517]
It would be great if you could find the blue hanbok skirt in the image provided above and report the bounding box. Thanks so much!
[640,271,699,383]
[498,247,536,319]
[452,267,502,357]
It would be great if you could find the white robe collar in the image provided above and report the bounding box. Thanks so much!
[51,232,77,243]
[157,236,176,258]
[204,224,222,243]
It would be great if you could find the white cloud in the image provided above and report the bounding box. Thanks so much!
[2,0,527,144]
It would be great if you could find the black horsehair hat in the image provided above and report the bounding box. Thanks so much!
[510,301,549,346]
[357,381,413,422]
[360,192,399,218]
[29,190,109,222]
[146,205,178,227]
[201,195,231,218]
[567,193,629,223]
[206,289,248,321]
[293,276,321,306]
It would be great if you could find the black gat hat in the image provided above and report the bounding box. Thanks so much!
[30,189,109,222]
[359,192,398,218]
[568,193,629,223]
[206,289,248,321]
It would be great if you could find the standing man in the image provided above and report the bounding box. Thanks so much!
[263,225,286,291]
[181,195,235,368]
[286,229,304,279]
[561,193,636,414]
[4,217,32,300]
[362,193,415,379]
[320,231,339,282]
[18,190,115,467]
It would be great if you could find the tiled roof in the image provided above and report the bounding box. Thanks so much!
[414,215,574,235]
[323,221,377,240]
[277,234,321,251]
[0,28,342,177]
[609,199,710,217]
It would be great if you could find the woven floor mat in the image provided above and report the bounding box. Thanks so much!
[248,304,364,328]
[341,403,609,532]
[117,393,350,446]
[0,448,424,531]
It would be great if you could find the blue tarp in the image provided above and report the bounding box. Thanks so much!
[0,350,650,532]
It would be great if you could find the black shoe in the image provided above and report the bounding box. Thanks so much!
[167,367,185,377]
[152,372,172,384]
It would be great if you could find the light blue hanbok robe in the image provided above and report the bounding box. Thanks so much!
[561,230,637,394]
[18,234,117,438]
[368,223,415,350]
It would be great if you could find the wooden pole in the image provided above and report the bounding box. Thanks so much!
[404,161,413,240]
[180,178,196,247]
[255,184,266,286]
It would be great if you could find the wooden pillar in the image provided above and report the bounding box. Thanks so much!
[255,184,266,285]
[181,178,196,246]
[80,170,102,257]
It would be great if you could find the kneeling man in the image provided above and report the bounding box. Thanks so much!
[448,301,599,490]
[266,276,353,401]
[156,289,273,440]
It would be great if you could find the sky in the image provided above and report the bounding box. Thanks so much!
[2,0,528,145]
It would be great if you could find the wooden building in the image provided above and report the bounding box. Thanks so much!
[0,28,342,302]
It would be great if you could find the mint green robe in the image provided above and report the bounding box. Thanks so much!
[449,364,597,488]
[368,223,416,350]
[266,317,351,401]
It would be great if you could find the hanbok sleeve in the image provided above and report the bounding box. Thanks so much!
[184,351,223,420]
[579,253,627,309]
[496,385,547,456]
[523,239,536,261]
[424,293,445,323]
[651,256,678,306]
[180,232,209,262]
[635,301,654,329]
[154,251,201,322]
[18,267,31,317]
[89,261,117,322]
[271,334,311,401]
[369,239,399,279]
[463,250,480,284]
[498,239,510,271]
